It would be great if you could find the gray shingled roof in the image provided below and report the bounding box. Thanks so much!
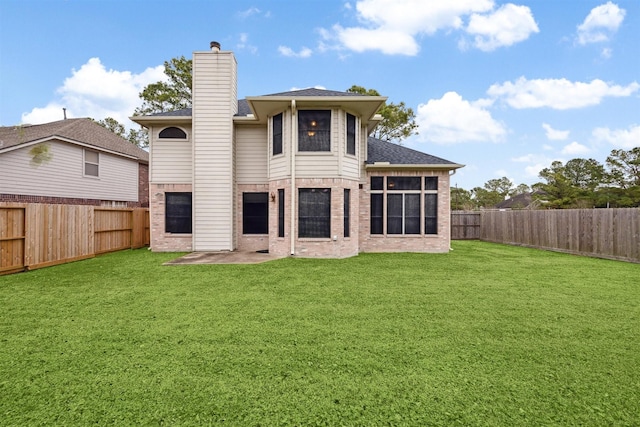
[366,137,457,165]
[0,118,148,162]
[145,103,253,117]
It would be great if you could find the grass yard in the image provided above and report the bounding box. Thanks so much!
[0,241,638,426]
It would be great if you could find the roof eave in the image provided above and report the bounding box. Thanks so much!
[129,115,192,127]
[365,163,465,171]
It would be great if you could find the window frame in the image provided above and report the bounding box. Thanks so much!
[298,188,331,238]
[272,113,283,156]
[159,127,187,139]
[298,110,331,152]
[346,113,356,156]
[165,192,192,234]
[370,176,439,236]
[242,192,269,235]
[83,149,99,177]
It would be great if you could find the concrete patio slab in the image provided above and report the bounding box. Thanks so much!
[164,251,284,265]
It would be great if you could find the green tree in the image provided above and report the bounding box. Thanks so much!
[606,148,640,189]
[134,56,192,116]
[484,177,514,199]
[346,85,418,143]
[94,117,149,148]
[535,161,579,208]
[451,186,474,210]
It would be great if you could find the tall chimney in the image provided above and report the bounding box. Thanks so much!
[210,41,221,52]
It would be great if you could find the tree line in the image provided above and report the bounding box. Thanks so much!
[452,148,640,210]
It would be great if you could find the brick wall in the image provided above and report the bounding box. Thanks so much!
[358,170,452,253]
[149,183,192,252]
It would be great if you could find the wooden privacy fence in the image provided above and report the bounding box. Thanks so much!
[0,203,149,275]
[481,208,640,263]
[451,211,481,240]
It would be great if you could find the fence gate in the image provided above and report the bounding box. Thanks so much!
[0,206,26,275]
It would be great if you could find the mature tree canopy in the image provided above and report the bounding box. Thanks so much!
[134,56,192,116]
[346,85,418,143]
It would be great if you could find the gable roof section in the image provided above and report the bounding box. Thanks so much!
[366,137,462,169]
[0,118,148,163]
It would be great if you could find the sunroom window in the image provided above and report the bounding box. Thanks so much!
[298,110,331,152]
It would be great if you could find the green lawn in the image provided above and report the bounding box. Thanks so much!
[0,241,638,426]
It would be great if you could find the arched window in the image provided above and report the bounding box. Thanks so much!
[159,127,187,139]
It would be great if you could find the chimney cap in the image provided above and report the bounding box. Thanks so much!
[210,41,221,52]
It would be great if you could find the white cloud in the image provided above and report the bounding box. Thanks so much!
[415,91,507,144]
[542,123,570,140]
[511,153,556,178]
[487,77,639,110]
[238,7,261,19]
[592,125,640,149]
[237,33,258,54]
[465,3,539,52]
[577,2,625,45]
[561,141,591,155]
[325,0,502,55]
[21,58,165,127]
[278,45,313,58]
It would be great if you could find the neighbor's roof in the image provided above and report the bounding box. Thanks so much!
[0,118,148,163]
[366,137,463,169]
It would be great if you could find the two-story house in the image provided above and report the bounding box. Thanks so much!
[132,42,463,258]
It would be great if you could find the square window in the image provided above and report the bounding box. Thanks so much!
[299,110,331,151]
[425,177,438,191]
[371,176,383,191]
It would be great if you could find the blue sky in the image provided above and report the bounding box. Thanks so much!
[1,0,638,190]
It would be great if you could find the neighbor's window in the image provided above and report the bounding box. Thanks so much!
[369,176,439,235]
[346,113,356,155]
[298,188,331,238]
[159,127,187,139]
[298,110,331,152]
[84,149,99,177]
[243,192,269,234]
[165,192,192,234]
[272,113,283,155]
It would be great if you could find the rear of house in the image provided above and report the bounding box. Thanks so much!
[132,42,463,258]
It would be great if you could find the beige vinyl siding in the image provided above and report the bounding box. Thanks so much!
[342,112,360,179]
[192,50,237,251]
[150,125,192,183]
[236,126,268,184]
[0,140,138,201]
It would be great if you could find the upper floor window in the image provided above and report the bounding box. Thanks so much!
[84,149,99,177]
[346,113,356,155]
[298,110,331,152]
[272,113,283,155]
[159,127,187,139]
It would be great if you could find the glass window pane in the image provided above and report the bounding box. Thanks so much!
[388,176,420,190]
[85,150,98,163]
[346,113,355,155]
[159,127,187,139]
[278,189,285,238]
[405,194,421,234]
[425,177,438,191]
[387,194,403,234]
[299,110,331,151]
[298,188,331,238]
[425,194,438,234]
[344,189,350,238]
[166,192,192,234]
[370,193,383,234]
[371,176,383,191]
[85,163,99,177]
[243,192,269,234]
[273,113,283,155]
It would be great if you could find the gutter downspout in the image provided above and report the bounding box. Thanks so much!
[449,169,457,251]
[290,100,296,255]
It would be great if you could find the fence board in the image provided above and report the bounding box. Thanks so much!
[451,211,480,240]
[481,208,640,263]
[0,203,149,274]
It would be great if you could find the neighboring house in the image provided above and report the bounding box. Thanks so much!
[131,42,463,258]
[495,192,543,210]
[0,118,149,207]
